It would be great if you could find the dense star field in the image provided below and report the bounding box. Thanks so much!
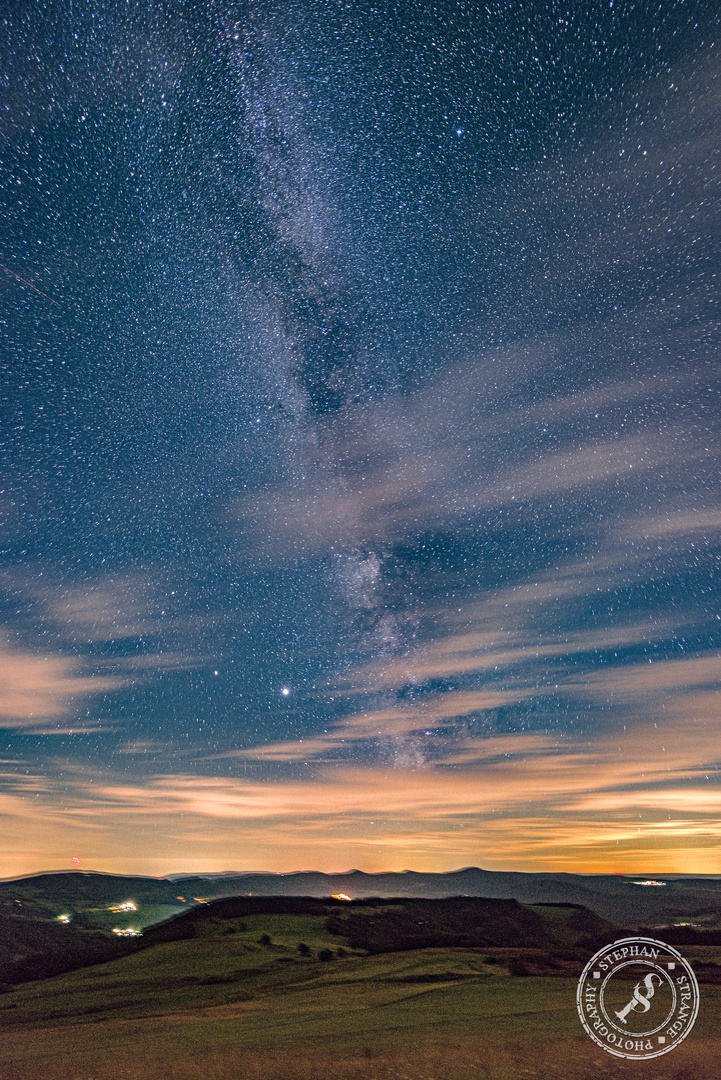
[0,0,719,878]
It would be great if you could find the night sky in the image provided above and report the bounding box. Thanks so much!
[1,0,720,878]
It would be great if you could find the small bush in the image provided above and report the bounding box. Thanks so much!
[297,942,311,956]
[258,933,272,946]
[318,948,334,962]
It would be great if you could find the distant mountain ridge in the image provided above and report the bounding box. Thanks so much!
[167,866,721,927]
[2,866,721,927]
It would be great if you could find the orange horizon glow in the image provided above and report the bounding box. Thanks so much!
[2,644,720,882]
[1,752,720,881]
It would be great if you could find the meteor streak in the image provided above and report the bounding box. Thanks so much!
[0,262,61,307]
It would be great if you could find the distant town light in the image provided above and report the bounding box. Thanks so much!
[331,893,352,901]
[57,914,71,924]
[631,880,667,886]
[112,927,140,936]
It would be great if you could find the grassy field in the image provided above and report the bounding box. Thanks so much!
[1,913,720,1080]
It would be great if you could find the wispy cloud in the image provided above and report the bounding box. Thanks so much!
[43,579,158,642]
[342,617,663,696]
[211,692,542,764]
[116,739,178,755]
[0,642,123,728]
[576,652,721,701]
[2,724,719,875]
[623,505,721,541]
[0,567,207,735]
[231,369,703,560]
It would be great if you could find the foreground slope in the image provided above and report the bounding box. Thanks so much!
[2,901,721,1079]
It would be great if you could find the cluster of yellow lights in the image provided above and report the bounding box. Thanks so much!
[331,893,352,901]
[56,914,71,924]
[108,901,137,912]
[631,880,667,887]
[112,927,140,936]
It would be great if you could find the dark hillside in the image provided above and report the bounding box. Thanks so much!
[0,913,136,988]
[324,896,618,955]
[0,872,186,909]
[141,895,338,944]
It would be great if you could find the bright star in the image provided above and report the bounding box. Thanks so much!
[281,687,290,696]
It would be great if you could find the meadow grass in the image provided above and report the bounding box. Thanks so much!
[1,923,720,1080]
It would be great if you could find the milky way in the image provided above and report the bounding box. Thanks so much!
[1,0,720,876]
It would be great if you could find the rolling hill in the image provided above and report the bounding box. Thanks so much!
[49,865,721,927]
[2,895,721,1080]
[2,866,721,993]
